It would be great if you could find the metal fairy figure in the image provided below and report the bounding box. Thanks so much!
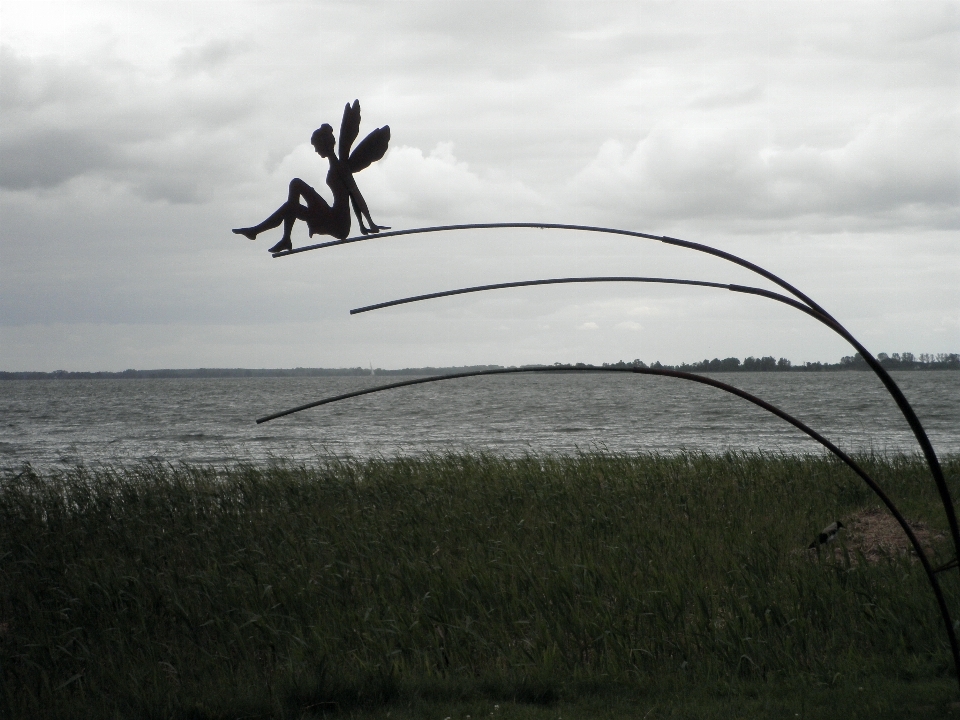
[233,100,390,253]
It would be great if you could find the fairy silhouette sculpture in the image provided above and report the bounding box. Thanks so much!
[233,100,390,253]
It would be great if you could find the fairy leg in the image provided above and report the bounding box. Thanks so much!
[270,180,333,251]
[232,206,286,240]
[233,179,325,246]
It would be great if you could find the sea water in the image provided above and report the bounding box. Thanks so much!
[1,371,958,471]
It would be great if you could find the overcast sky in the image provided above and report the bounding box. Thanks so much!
[1,0,957,371]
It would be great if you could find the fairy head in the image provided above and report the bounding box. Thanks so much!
[311,124,335,157]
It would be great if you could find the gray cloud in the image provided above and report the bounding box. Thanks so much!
[0,45,102,111]
[568,107,960,232]
[1,1,957,370]
[0,40,262,202]
[172,39,251,77]
[0,129,117,189]
[689,85,765,110]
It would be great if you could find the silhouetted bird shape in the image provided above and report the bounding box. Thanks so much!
[233,99,390,253]
[808,520,844,549]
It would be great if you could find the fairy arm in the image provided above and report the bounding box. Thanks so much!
[342,169,389,235]
[350,195,371,235]
[344,125,391,233]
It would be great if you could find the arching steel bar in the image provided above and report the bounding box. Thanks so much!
[273,222,832,318]
[273,223,958,576]
[349,276,816,318]
[255,365,960,686]
[353,276,960,577]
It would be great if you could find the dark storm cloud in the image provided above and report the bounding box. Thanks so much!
[0,128,117,189]
[0,41,260,202]
[0,47,118,188]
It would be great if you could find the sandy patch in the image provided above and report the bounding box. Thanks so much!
[809,507,949,566]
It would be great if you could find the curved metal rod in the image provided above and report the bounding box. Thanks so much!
[255,365,960,685]
[273,223,958,576]
[349,276,818,319]
[273,222,831,317]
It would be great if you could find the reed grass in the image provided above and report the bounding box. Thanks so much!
[2,452,958,718]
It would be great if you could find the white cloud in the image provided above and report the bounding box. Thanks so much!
[569,108,959,232]
[360,142,549,225]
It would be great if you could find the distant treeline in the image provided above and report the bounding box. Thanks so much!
[1,353,957,380]
[600,352,960,373]
[0,365,505,380]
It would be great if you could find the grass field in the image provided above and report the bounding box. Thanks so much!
[2,453,959,718]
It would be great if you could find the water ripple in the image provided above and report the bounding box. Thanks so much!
[0,372,957,471]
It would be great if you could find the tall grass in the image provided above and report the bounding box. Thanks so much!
[1,453,957,718]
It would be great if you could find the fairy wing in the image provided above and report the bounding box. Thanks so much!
[339,100,361,161]
[348,126,391,173]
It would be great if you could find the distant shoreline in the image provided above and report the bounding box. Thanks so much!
[2,352,957,379]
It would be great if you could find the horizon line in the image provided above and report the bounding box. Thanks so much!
[2,352,958,377]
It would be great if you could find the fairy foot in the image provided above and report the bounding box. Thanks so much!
[268,237,293,253]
